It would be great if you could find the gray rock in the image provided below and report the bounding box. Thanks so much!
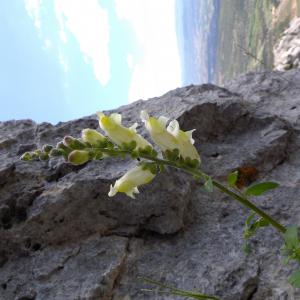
[274,18,300,71]
[1,69,300,299]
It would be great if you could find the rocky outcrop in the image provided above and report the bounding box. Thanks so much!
[1,69,300,299]
[274,17,300,70]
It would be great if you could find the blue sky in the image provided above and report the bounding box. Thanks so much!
[0,0,181,124]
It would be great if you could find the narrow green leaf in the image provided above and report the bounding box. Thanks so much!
[227,171,238,187]
[204,176,213,193]
[244,213,270,239]
[159,164,165,173]
[284,226,299,250]
[245,182,279,196]
[288,269,300,287]
[245,212,255,227]
[140,277,219,300]
[243,243,251,255]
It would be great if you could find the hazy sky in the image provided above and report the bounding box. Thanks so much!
[0,0,181,123]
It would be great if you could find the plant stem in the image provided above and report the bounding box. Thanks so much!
[211,180,286,234]
[97,148,287,234]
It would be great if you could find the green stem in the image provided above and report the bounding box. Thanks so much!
[211,180,286,234]
[96,148,287,234]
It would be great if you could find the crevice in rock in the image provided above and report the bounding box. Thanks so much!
[108,238,130,300]
[37,246,81,282]
[242,266,261,300]
[0,163,15,187]
[92,238,130,300]
[245,285,258,300]
[110,239,130,300]
[0,185,44,229]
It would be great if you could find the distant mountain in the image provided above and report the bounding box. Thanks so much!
[176,0,300,86]
[175,0,220,85]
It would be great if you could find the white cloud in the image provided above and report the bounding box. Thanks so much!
[24,0,42,31]
[59,30,67,44]
[54,0,111,86]
[43,38,52,49]
[114,0,181,102]
[126,54,134,70]
[58,50,69,73]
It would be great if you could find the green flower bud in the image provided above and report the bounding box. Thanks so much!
[68,150,90,165]
[42,144,53,153]
[34,149,42,156]
[94,151,103,159]
[20,152,33,161]
[81,129,106,146]
[63,136,85,150]
[49,148,63,157]
[56,141,72,155]
[39,153,49,161]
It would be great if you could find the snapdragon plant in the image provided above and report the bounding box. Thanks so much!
[21,111,300,299]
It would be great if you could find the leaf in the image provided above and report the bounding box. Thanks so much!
[284,226,299,250]
[227,171,238,187]
[257,218,270,227]
[243,243,251,255]
[204,176,213,193]
[140,277,220,300]
[244,212,270,239]
[245,182,279,196]
[245,212,256,227]
[288,269,300,288]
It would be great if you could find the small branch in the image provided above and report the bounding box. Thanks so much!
[99,147,287,235]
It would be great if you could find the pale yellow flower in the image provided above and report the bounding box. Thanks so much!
[140,110,178,151]
[97,112,151,149]
[167,120,200,162]
[81,129,106,145]
[108,165,155,198]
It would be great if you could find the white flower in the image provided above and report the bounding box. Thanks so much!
[108,165,155,198]
[140,110,178,151]
[97,112,151,149]
[167,120,200,162]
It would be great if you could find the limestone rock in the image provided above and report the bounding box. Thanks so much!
[274,17,300,71]
[1,69,300,299]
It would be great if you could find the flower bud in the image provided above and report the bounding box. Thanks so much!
[49,148,63,157]
[20,152,33,161]
[97,112,152,150]
[57,141,71,153]
[56,141,72,159]
[81,129,106,146]
[68,150,90,165]
[42,144,53,153]
[108,165,155,199]
[39,153,49,161]
[63,136,85,150]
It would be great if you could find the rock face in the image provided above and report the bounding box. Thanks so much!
[1,69,300,299]
[274,17,300,71]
